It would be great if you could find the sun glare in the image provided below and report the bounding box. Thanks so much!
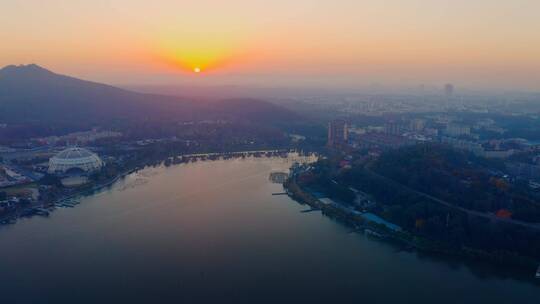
[155,35,244,75]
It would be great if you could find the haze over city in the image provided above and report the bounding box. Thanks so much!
[1,1,540,303]
[2,0,540,91]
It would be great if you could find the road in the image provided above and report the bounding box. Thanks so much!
[365,169,540,231]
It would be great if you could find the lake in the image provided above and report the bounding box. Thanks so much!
[0,155,539,303]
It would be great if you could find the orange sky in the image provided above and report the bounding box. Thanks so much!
[1,0,539,90]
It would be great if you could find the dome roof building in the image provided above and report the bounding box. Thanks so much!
[48,147,103,174]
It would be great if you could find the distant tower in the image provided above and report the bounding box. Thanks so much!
[444,83,454,98]
[327,120,349,147]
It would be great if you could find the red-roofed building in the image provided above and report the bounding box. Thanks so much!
[495,209,512,219]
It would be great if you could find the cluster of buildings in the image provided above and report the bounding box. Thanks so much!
[327,119,423,151]
[0,165,33,187]
[1,146,104,192]
[327,114,537,160]
[326,116,540,186]
[299,181,401,233]
[0,196,34,218]
[353,133,415,150]
[440,137,519,159]
[0,144,111,219]
[32,129,122,146]
[506,162,540,182]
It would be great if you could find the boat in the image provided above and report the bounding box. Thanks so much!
[34,208,50,217]
[364,229,384,238]
[536,265,540,279]
[0,217,17,225]
[55,198,80,208]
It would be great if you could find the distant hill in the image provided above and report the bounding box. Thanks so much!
[0,64,300,124]
[210,98,301,123]
[0,64,206,123]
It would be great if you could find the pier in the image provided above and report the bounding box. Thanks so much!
[300,207,320,213]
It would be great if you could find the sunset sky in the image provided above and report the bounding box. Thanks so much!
[1,0,539,90]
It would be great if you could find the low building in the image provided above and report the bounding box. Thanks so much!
[506,162,540,180]
[360,212,402,232]
[441,137,483,155]
[445,123,470,137]
[441,137,515,159]
[482,149,514,159]
[356,132,415,150]
[409,119,425,132]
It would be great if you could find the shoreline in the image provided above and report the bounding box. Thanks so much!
[0,149,313,225]
[283,178,540,276]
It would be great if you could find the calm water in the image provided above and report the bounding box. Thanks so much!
[1,156,539,303]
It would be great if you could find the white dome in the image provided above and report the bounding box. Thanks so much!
[48,147,103,174]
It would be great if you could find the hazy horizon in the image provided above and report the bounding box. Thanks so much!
[2,1,540,92]
[3,3,540,302]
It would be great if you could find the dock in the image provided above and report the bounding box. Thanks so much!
[300,207,320,213]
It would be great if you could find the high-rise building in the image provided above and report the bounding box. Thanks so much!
[444,83,454,98]
[327,120,349,147]
[384,121,404,135]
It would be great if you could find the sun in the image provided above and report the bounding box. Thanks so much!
[194,67,201,73]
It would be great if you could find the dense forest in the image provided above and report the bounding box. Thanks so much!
[370,145,540,222]
[300,144,540,264]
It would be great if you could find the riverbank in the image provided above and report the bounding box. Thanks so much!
[1,149,315,225]
[284,178,540,274]
[2,155,538,303]
[0,167,137,225]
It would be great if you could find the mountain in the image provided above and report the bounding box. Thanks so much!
[0,64,203,123]
[0,64,300,125]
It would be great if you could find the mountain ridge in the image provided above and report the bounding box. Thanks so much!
[0,64,300,124]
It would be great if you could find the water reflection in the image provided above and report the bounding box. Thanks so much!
[0,154,538,304]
